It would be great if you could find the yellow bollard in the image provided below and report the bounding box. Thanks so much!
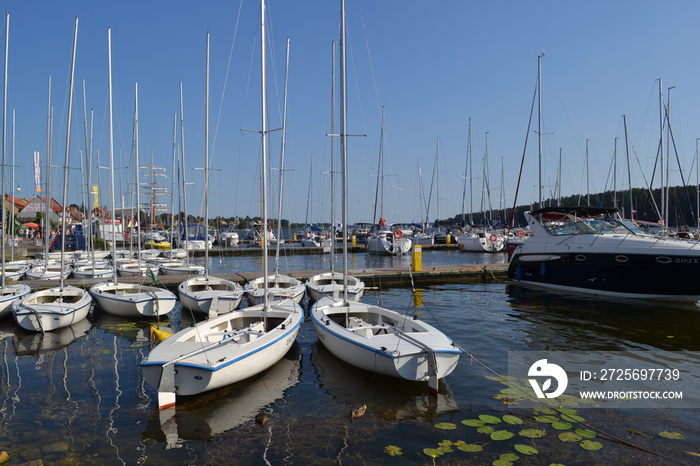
[446,234,451,245]
[412,245,422,272]
[351,235,356,248]
[293,233,297,241]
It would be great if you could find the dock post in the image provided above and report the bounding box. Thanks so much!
[411,245,422,272]
[351,235,356,248]
[446,234,451,245]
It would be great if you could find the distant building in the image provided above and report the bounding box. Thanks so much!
[16,195,62,224]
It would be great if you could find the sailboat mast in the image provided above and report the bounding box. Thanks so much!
[537,51,545,208]
[274,37,290,276]
[340,0,349,305]
[59,17,78,290]
[329,40,336,274]
[260,0,269,309]
[133,83,141,274]
[179,83,190,260]
[623,114,633,219]
[204,32,210,277]
[107,26,118,281]
[1,13,8,283]
[43,78,52,266]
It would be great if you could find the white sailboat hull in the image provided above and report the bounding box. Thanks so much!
[89,282,177,317]
[0,283,32,318]
[245,274,305,304]
[366,233,412,255]
[305,272,365,303]
[12,285,92,332]
[178,275,244,315]
[310,297,461,383]
[140,301,302,401]
[458,233,505,253]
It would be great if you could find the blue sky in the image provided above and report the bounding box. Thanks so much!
[3,1,700,225]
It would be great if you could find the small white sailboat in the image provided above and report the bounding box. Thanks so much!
[141,25,302,409]
[178,41,243,316]
[458,230,505,253]
[89,36,176,319]
[12,18,92,332]
[311,3,461,394]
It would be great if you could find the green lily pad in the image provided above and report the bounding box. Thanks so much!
[480,414,503,424]
[503,415,524,425]
[560,413,585,423]
[438,440,453,447]
[435,422,457,430]
[534,415,559,423]
[491,430,515,441]
[500,453,520,461]
[558,408,578,415]
[658,431,685,440]
[514,444,539,455]
[492,460,513,466]
[535,408,557,415]
[551,421,573,430]
[580,440,603,451]
[457,443,483,452]
[575,428,597,438]
[423,447,444,457]
[478,426,495,434]
[625,429,652,438]
[559,432,582,442]
[462,419,486,427]
[384,445,402,456]
[519,428,546,438]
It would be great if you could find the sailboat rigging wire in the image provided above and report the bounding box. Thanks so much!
[508,78,538,229]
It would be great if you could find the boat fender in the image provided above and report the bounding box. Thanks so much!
[540,261,547,276]
[393,229,404,239]
[515,265,523,280]
[517,229,525,237]
[489,234,498,242]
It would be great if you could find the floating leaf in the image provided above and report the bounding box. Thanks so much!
[514,444,539,455]
[479,414,503,424]
[560,413,585,423]
[500,453,520,461]
[625,429,652,438]
[559,432,582,442]
[558,408,578,415]
[491,430,515,441]
[551,421,573,430]
[503,415,524,425]
[478,426,495,434]
[462,419,486,427]
[438,440,453,447]
[492,460,513,466]
[535,408,557,415]
[457,443,483,453]
[575,428,597,439]
[438,445,454,453]
[435,422,457,430]
[685,451,700,458]
[534,415,559,423]
[423,448,444,457]
[384,445,402,456]
[580,440,603,451]
[519,428,546,438]
[659,431,685,440]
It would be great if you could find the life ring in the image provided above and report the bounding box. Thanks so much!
[517,229,525,237]
[393,229,404,239]
[489,234,498,242]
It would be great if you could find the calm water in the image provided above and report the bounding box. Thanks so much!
[0,250,699,465]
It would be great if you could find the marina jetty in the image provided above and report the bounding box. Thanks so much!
[18,243,508,292]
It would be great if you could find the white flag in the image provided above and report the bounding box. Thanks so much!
[33,151,42,192]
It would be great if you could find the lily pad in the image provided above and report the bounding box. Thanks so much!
[500,453,520,461]
[478,426,495,434]
[560,413,585,423]
[575,428,597,438]
[435,422,457,430]
[625,429,652,438]
[558,408,578,415]
[492,460,513,466]
[551,421,573,430]
[457,443,483,452]
[438,440,453,447]
[559,432,582,442]
[503,415,524,425]
[423,447,444,457]
[514,444,539,455]
[658,431,685,440]
[384,445,402,456]
[462,419,486,427]
[519,428,546,438]
[580,440,603,451]
[480,414,503,424]
[534,415,559,423]
[491,430,515,441]
[534,408,557,415]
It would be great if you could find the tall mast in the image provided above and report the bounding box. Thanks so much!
[340,0,349,305]
[107,26,117,281]
[179,83,190,261]
[623,114,633,219]
[203,32,210,277]
[274,37,290,277]
[329,40,336,274]
[537,51,545,207]
[1,13,9,283]
[59,17,78,290]
[260,0,269,310]
[657,78,664,227]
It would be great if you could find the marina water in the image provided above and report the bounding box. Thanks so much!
[0,249,698,464]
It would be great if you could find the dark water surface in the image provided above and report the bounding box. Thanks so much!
[0,250,698,465]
